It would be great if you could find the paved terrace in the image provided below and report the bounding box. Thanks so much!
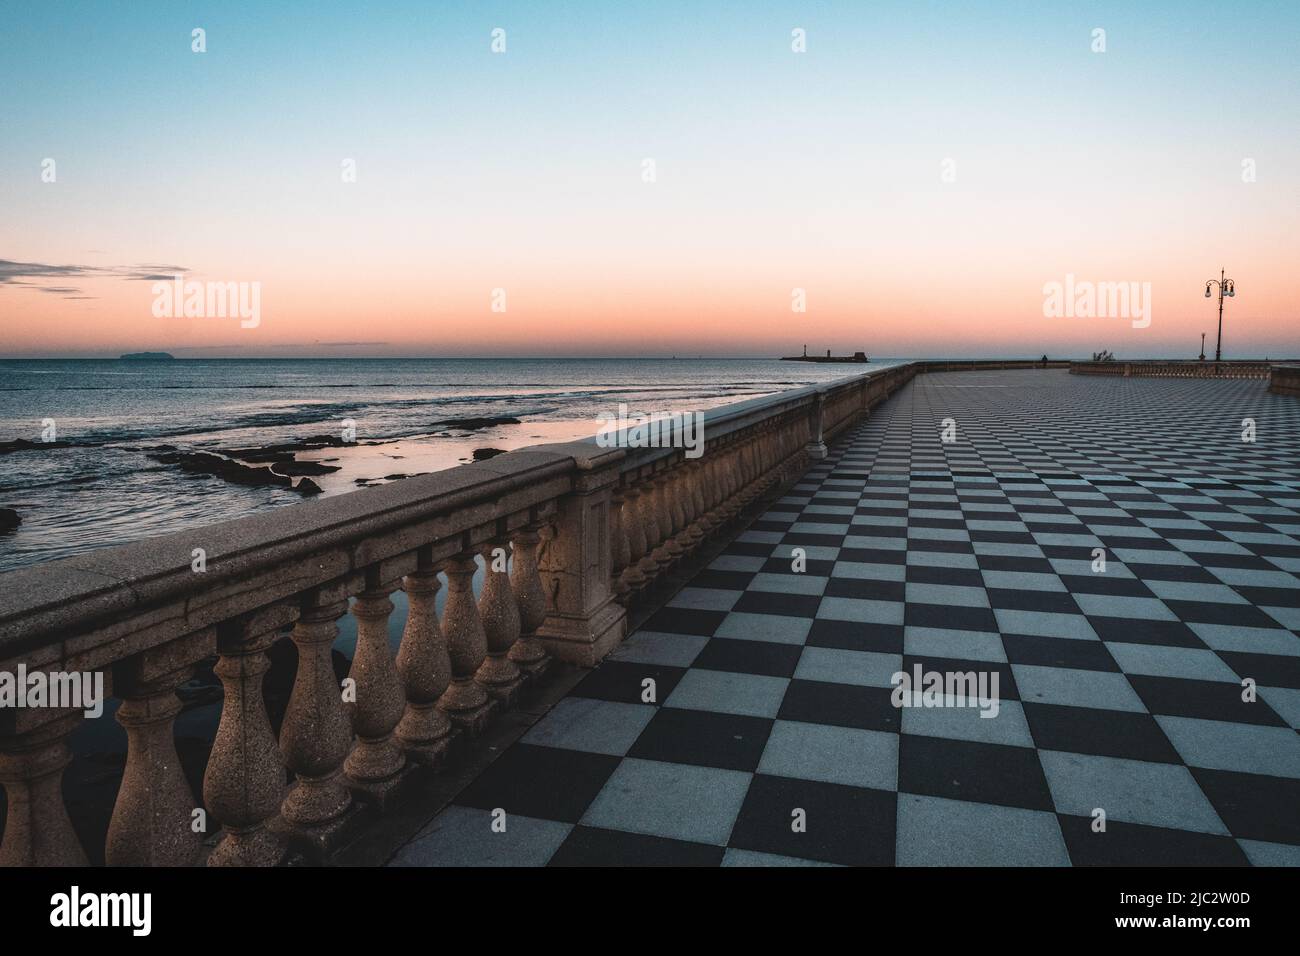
[386,369,1300,866]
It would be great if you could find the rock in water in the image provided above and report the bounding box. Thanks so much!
[0,508,20,533]
[296,478,324,495]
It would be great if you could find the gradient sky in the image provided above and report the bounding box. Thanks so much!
[2,0,1297,358]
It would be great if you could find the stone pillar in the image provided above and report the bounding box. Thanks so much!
[536,444,627,666]
[475,539,523,705]
[106,659,201,866]
[437,554,491,735]
[279,595,353,831]
[508,526,551,679]
[205,613,289,867]
[806,392,828,460]
[395,566,452,765]
[344,585,406,792]
[0,711,87,866]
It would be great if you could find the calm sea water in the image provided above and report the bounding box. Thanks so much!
[0,358,894,572]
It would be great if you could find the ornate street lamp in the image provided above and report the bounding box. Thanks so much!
[1204,269,1235,362]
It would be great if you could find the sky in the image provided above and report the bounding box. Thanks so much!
[1,0,1297,359]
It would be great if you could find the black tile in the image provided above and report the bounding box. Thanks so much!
[1126,675,1287,726]
[905,602,998,633]
[628,707,772,772]
[639,606,726,636]
[899,735,1052,810]
[823,577,905,602]
[732,590,822,618]
[689,569,754,591]
[1086,616,1206,648]
[548,826,723,866]
[906,564,985,587]
[780,532,846,549]
[721,541,776,558]
[806,619,903,654]
[1192,768,1300,845]
[761,557,835,577]
[570,661,686,705]
[1002,633,1119,672]
[1057,815,1248,866]
[1236,585,1300,608]
[692,638,802,678]
[985,588,1081,614]
[1058,574,1156,597]
[907,538,976,554]
[900,655,1021,701]
[1163,600,1284,628]
[1123,563,1221,584]
[975,554,1055,574]
[1216,651,1300,690]
[454,744,619,823]
[838,547,907,565]
[778,679,900,732]
[728,773,896,866]
[1021,702,1180,762]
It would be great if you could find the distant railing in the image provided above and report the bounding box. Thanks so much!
[1069,360,1277,379]
[0,361,919,866]
[918,359,1072,372]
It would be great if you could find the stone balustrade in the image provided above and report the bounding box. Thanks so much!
[0,362,918,866]
[1268,364,1300,398]
[1069,360,1279,379]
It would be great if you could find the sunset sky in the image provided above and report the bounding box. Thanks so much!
[2,1,1297,358]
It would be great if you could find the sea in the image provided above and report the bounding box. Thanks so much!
[0,357,895,573]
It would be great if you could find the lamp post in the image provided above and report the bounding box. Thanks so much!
[1199,333,1205,362]
[1204,269,1235,362]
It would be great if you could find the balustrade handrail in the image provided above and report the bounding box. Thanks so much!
[590,361,918,470]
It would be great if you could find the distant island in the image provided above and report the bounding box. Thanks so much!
[120,352,175,361]
[781,347,869,364]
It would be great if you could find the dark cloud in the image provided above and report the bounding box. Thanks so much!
[0,258,190,299]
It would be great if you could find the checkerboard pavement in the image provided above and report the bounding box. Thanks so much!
[387,370,1300,867]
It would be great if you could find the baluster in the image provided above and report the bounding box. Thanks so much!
[636,477,663,582]
[106,661,201,866]
[609,489,631,602]
[279,595,353,832]
[205,616,289,867]
[508,525,551,678]
[437,554,491,735]
[395,566,453,765]
[0,712,87,866]
[666,467,689,555]
[650,472,680,568]
[678,461,703,550]
[700,456,723,534]
[476,539,523,705]
[344,583,406,792]
[621,486,649,596]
